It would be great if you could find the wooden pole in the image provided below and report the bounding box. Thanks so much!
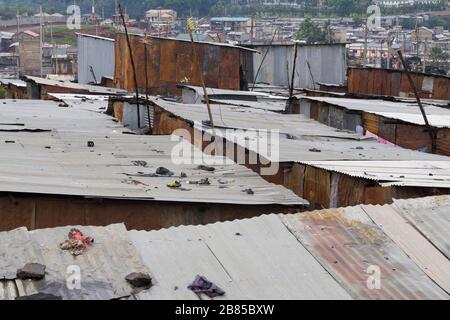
[118,3,140,129]
[397,50,436,154]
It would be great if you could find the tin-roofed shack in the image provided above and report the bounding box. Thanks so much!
[21,75,127,99]
[348,67,450,100]
[295,96,450,156]
[149,98,450,209]
[114,34,255,96]
[0,98,307,232]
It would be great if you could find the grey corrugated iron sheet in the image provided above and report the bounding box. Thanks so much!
[251,44,346,89]
[281,207,448,300]
[152,98,450,188]
[363,204,450,295]
[0,99,306,206]
[0,78,27,88]
[300,96,450,129]
[0,224,150,300]
[130,214,352,300]
[392,196,450,260]
[77,33,115,84]
[2,196,449,300]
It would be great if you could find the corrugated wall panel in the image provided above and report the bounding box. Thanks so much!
[251,44,346,89]
[348,67,450,100]
[114,34,242,94]
[78,35,115,84]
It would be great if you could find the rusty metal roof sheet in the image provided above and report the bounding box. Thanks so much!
[281,207,449,299]
[130,214,352,300]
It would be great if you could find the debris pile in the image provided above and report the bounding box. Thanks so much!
[59,229,94,256]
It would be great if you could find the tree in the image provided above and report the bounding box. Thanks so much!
[429,46,450,68]
[295,17,334,44]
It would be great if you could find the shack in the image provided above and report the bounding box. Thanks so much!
[114,34,256,96]
[148,98,450,209]
[21,75,127,99]
[0,99,307,231]
[295,96,450,156]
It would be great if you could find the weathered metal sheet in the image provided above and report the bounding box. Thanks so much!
[250,44,347,89]
[348,67,450,100]
[131,214,352,300]
[152,98,450,190]
[281,207,449,299]
[363,205,450,295]
[0,99,306,207]
[392,196,450,260]
[0,227,40,280]
[23,224,150,300]
[114,34,244,94]
[77,34,115,84]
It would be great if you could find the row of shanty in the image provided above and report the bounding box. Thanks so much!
[1,195,449,300]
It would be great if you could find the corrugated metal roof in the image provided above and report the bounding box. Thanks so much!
[0,224,150,300]
[300,96,450,128]
[209,98,288,112]
[130,214,352,300]
[0,99,306,206]
[2,196,449,300]
[76,32,115,42]
[23,76,126,95]
[363,204,450,295]
[281,206,448,299]
[0,78,27,88]
[151,98,450,188]
[392,196,450,260]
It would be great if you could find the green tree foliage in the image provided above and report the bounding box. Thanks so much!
[294,17,334,44]
[430,46,450,68]
[0,0,447,19]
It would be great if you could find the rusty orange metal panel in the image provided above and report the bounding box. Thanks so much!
[219,48,240,90]
[437,128,450,156]
[378,117,396,143]
[396,124,432,152]
[281,207,449,299]
[336,173,366,207]
[362,112,380,135]
[202,44,221,89]
[433,77,450,100]
[159,39,177,83]
[175,41,193,84]
[114,34,243,95]
[303,166,330,209]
